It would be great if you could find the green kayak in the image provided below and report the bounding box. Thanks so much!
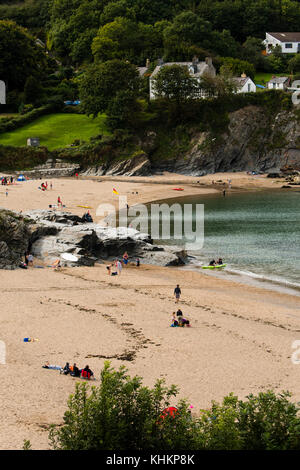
[202,264,226,269]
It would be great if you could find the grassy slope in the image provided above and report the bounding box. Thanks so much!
[0,113,110,150]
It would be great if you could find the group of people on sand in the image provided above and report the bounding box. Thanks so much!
[42,361,94,379]
[171,308,191,327]
[1,176,14,185]
[209,258,224,266]
[106,252,140,276]
[40,181,51,191]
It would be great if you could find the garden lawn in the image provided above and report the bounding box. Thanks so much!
[0,113,110,150]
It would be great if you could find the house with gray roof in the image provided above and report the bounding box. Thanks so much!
[149,57,216,100]
[232,75,256,93]
[267,76,290,90]
[264,32,300,54]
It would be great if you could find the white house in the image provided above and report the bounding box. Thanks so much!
[264,32,300,54]
[267,76,290,90]
[0,80,6,104]
[232,75,256,93]
[149,57,216,100]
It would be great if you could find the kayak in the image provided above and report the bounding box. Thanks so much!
[202,264,226,269]
[172,188,184,191]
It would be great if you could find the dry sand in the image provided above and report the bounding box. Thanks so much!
[0,171,299,450]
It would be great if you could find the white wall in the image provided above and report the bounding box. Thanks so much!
[265,33,300,54]
[236,79,256,94]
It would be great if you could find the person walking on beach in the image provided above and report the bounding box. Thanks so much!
[174,285,181,303]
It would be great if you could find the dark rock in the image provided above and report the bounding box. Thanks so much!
[0,210,31,269]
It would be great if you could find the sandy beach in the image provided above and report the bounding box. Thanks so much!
[0,171,299,450]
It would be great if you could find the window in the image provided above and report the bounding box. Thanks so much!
[285,43,293,48]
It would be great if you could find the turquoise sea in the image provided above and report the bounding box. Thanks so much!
[150,190,300,295]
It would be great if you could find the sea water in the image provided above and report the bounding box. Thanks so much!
[150,190,300,295]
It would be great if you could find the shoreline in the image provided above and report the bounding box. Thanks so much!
[0,171,300,450]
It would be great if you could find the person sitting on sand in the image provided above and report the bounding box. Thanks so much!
[178,316,190,327]
[171,313,179,327]
[82,365,94,379]
[176,309,183,317]
[62,362,70,375]
[70,363,80,377]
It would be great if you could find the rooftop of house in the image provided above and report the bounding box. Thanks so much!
[137,66,148,77]
[232,76,251,88]
[150,59,215,79]
[267,32,300,42]
[267,76,290,84]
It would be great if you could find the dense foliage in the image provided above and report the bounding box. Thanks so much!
[0,0,299,142]
[49,363,300,450]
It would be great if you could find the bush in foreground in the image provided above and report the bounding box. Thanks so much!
[49,362,300,450]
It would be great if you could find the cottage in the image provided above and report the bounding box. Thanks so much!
[232,75,256,93]
[0,80,6,105]
[149,57,216,100]
[267,76,290,90]
[264,32,300,54]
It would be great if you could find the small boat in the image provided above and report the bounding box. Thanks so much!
[202,264,227,269]
[172,188,184,191]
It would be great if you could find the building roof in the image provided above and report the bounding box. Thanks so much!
[267,32,300,42]
[137,67,148,77]
[150,61,214,79]
[268,76,289,84]
[232,77,251,89]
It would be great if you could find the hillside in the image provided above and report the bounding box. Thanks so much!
[0,113,110,150]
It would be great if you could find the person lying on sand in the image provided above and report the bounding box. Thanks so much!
[42,362,61,370]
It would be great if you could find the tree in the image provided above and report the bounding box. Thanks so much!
[49,362,196,450]
[24,76,44,105]
[79,59,140,118]
[163,11,213,61]
[288,54,300,74]
[152,64,198,104]
[0,20,48,91]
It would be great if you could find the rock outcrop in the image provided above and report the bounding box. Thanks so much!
[14,210,187,268]
[0,209,31,269]
[150,106,300,175]
[82,152,151,177]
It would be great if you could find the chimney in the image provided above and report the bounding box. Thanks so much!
[205,57,212,66]
[146,58,150,68]
[241,72,247,78]
[158,58,164,66]
[192,55,199,65]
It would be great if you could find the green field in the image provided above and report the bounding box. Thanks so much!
[254,72,289,86]
[0,113,110,150]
